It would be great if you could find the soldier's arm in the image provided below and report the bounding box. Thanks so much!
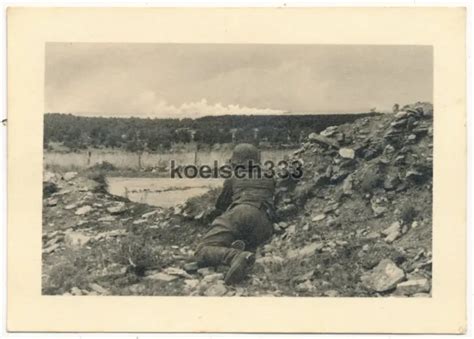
[215,178,233,213]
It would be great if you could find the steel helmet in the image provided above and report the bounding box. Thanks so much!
[230,143,260,165]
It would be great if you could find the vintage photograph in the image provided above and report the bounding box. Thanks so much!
[41,43,433,297]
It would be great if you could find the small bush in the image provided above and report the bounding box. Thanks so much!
[399,203,418,225]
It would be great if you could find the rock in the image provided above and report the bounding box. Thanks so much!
[361,259,405,292]
[371,205,387,217]
[312,214,326,222]
[320,126,338,137]
[141,210,158,218]
[324,290,339,297]
[42,243,60,254]
[145,272,179,282]
[46,198,58,206]
[43,181,58,198]
[288,242,323,259]
[395,278,430,296]
[383,174,400,190]
[384,231,400,243]
[204,282,227,296]
[64,203,77,210]
[184,279,200,290]
[323,203,339,213]
[293,270,315,283]
[70,287,83,296]
[164,267,193,279]
[65,231,91,247]
[63,172,78,181]
[406,170,423,182]
[308,133,339,149]
[107,202,127,215]
[183,262,199,272]
[256,255,285,266]
[366,231,380,240]
[202,273,224,284]
[339,148,355,159]
[295,280,315,293]
[382,221,401,236]
[132,219,147,225]
[75,205,93,216]
[197,267,215,276]
[98,215,116,222]
[395,111,408,119]
[89,283,110,295]
[342,174,354,195]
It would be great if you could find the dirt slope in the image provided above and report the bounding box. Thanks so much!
[42,102,433,297]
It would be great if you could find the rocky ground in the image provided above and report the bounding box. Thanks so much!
[42,102,433,297]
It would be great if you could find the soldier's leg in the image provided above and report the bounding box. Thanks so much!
[195,224,241,267]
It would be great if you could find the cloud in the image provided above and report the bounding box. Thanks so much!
[106,90,285,118]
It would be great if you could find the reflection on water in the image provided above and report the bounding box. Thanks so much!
[106,177,224,208]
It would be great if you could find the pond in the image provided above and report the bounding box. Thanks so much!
[106,177,224,208]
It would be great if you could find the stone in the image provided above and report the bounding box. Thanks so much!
[98,215,116,222]
[382,222,401,236]
[320,125,338,137]
[107,202,128,215]
[383,174,400,190]
[184,279,200,290]
[361,259,405,292]
[89,283,110,295]
[142,210,159,218]
[42,243,60,254]
[65,231,91,247]
[46,198,58,207]
[371,205,387,217]
[63,172,78,181]
[394,111,408,119]
[145,272,179,282]
[295,280,315,293]
[312,214,326,222]
[204,282,227,296]
[70,287,83,295]
[324,290,339,297]
[342,174,354,195]
[395,278,430,296]
[406,170,423,181]
[256,255,285,266]
[183,262,199,272]
[202,273,224,284]
[384,231,400,243]
[323,203,339,213]
[339,148,355,159]
[64,203,77,210]
[197,267,215,276]
[75,205,93,216]
[164,267,193,279]
[308,133,339,149]
[132,219,147,225]
[288,242,323,259]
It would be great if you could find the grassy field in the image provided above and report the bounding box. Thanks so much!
[44,148,296,172]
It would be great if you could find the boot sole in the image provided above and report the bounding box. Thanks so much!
[224,253,255,285]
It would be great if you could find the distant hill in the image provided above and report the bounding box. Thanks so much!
[44,112,379,152]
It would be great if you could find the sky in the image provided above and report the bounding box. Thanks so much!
[45,43,433,118]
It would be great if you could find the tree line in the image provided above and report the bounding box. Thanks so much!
[43,112,378,152]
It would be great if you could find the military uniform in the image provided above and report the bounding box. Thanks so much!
[195,144,276,284]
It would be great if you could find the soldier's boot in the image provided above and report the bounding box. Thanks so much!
[224,251,255,285]
[195,245,241,267]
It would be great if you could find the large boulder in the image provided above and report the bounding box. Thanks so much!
[361,259,405,292]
